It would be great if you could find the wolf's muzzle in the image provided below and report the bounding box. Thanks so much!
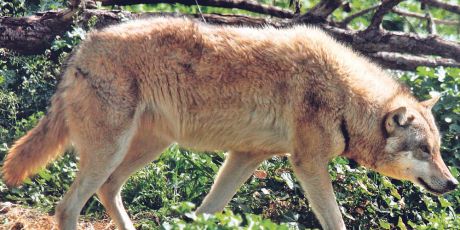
[418,177,459,195]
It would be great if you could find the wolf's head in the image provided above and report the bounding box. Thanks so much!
[374,96,458,195]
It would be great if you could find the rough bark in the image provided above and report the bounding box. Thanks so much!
[0,10,74,55]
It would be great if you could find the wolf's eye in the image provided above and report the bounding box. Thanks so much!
[420,145,430,154]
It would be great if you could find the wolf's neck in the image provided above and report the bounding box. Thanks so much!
[341,82,407,168]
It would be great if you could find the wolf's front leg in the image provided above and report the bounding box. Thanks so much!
[196,151,272,214]
[289,155,346,230]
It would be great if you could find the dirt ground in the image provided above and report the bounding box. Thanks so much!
[0,202,116,230]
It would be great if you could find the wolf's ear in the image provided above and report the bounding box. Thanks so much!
[420,95,440,110]
[385,107,414,134]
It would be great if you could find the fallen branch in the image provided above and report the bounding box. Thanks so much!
[0,10,74,55]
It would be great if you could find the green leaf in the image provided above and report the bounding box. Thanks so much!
[416,66,436,78]
[37,169,52,181]
[390,187,402,200]
[379,219,391,229]
[449,166,459,178]
[23,177,33,185]
[438,196,452,208]
[397,217,407,230]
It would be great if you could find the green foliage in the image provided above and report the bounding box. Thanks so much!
[51,27,87,52]
[0,0,66,16]
[0,0,25,16]
[399,67,460,167]
[161,202,290,230]
[37,0,66,11]
[0,1,459,229]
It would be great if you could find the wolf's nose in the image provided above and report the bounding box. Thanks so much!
[446,178,459,190]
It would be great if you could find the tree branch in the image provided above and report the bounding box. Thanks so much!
[391,8,459,26]
[99,0,295,18]
[339,5,379,27]
[420,0,460,14]
[325,25,460,62]
[367,0,403,30]
[295,0,342,23]
[367,52,460,71]
[305,0,342,19]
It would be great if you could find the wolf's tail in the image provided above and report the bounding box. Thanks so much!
[2,88,69,187]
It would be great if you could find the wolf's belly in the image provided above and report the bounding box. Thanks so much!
[173,108,291,153]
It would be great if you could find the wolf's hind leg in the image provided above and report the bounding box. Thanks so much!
[97,115,170,230]
[196,151,272,214]
[55,121,137,230]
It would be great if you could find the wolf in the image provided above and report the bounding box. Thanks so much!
[2,17,458,230]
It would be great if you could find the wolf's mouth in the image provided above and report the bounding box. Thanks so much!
[417,177,443,195]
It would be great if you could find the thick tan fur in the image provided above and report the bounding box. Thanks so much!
[2,17,457,230]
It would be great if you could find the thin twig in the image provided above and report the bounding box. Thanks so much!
[425,12,436,34]
[194,0,206,23]
[294,0,301,15]
[399,14,418,33]
[339,5,379,27]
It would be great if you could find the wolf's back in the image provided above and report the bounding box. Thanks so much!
[2,86,69,187]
